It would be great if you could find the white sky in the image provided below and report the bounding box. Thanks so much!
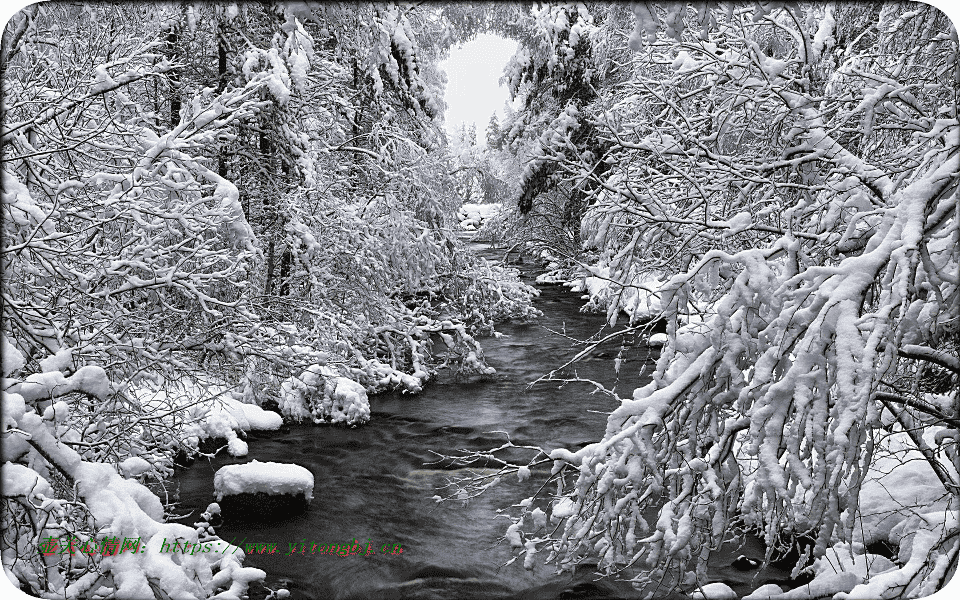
[439,33,519,143]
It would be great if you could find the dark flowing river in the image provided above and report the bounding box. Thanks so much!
[174,242,788,600]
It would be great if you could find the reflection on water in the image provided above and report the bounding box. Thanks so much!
[173,243,785,599]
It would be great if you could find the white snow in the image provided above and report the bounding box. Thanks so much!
[565,266,666,322]
[39,347,73,373]
[814,543,896,580]
[811,7,836,61]
[42,400,70,423]
[551,497,576,521]
[776,571,859,598]
[535,271,567,284]
[1,333,26,377]
[227,437,249,457]
[1,462,54,498]
[213,397,284,433]
[854,427,957,544]
[671,51,701,73]
[505,522,523,547]
[722,211,753,236]
[10,365,113,402]
[530,507,547,529]
[214,460,314,502]
[119,456,153,478]
[134,383,283,458]
[90,64,116,94]
[839,510,960,599]
[4,393,266,599]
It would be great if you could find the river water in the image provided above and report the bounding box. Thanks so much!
[174,243,788,600]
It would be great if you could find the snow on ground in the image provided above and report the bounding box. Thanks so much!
[736,413,958,599]
[853,422,957,545]
[813,543,896,580]
[773,572,860,599]
[214,460,314,501]
[458,202,501,230]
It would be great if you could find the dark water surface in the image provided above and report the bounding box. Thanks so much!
[174,243,786,599]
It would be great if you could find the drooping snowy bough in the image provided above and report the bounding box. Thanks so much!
[486,2,959,598]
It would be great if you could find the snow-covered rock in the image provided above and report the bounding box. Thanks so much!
[691,582,737,599]
[648,332,668,347]
[742,584,784,600]
[214,460,315,523]
[214,460,314,502]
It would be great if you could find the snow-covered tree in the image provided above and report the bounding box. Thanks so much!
[2,3,275,597]
[1,3,539,597]
[473,2,959,597]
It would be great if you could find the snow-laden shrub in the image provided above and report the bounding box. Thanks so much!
[181,389,284,458]
[279,364,370,426]
[438,257,542,336]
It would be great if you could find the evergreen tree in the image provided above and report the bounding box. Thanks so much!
[485,111,503,150]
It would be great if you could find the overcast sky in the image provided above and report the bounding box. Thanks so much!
[439,33,519,143]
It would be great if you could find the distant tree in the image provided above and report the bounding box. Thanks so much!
[485,111,504,150]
